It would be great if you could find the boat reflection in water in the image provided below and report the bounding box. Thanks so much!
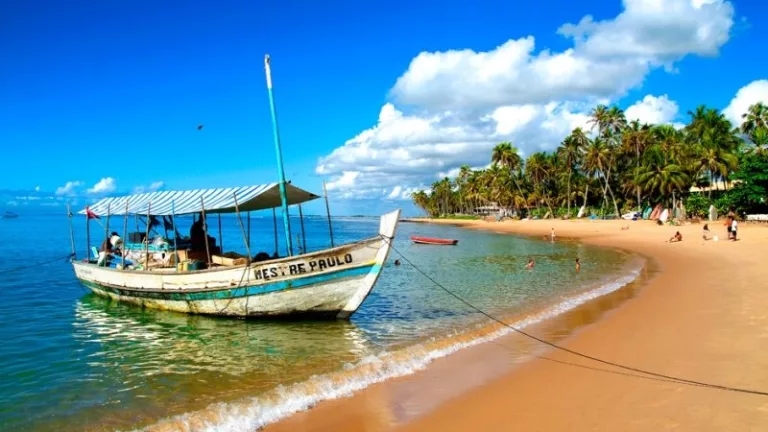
[70,294,374,429]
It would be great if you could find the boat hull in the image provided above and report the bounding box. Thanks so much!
[410,236,458,246]
[73,210,400,319]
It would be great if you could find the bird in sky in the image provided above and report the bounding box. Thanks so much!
[197,124,204,131]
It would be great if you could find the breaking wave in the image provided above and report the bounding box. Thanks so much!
[140,259,645,432]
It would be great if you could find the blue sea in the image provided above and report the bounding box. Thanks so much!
[0,212,642,431]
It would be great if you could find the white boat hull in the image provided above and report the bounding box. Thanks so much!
[72,210,400,319]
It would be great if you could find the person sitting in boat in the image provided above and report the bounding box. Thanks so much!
[98,232,123,266]
[190,213,207,249]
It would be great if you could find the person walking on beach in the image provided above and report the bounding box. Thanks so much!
[550,228,556,242]
[725,216,733,240]
[526,258,535,269]
[575,258,581,272]
[702,224,710,241]
[731,218,738,241]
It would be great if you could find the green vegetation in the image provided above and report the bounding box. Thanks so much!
[413,102,768,219]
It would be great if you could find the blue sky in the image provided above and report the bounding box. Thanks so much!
[2,0,767,216]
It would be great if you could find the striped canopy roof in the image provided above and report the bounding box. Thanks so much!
[80,183,320,216]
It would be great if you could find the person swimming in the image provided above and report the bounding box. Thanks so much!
[526,258,535,269]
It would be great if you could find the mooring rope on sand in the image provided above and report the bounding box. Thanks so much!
[384,238,768,397]
[0,253,75,275]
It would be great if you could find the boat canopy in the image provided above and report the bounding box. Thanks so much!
[79,183,320,216]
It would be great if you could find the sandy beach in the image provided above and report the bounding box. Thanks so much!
[266,218,768,432]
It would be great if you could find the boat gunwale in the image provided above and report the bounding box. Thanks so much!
[72,235,383,277]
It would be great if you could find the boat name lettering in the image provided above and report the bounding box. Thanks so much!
[253,253,354,280]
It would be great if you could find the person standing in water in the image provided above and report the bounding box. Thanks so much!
[550,228,556,242]
[575,258,581,272]
[526,258,535,269]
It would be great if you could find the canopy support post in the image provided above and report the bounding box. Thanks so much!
[298,204,307,254]
[233,192,252,261]
[200,197,211,265]
[323,180,335,247]
[67,202,76,260]
[103,204,111,259]
[143,202,152,269]
[85,207,91,262]
[272,208,278,256]
[122,200,128,269]
[264,55,293,257]
[218,213,223,254]
[171,201,178,269]
[247,212,251,250]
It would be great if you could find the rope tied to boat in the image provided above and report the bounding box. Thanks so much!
[0,253,75,275]
[382,237,768,397]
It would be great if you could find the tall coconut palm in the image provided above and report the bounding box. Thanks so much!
[604,106,628,139]
[740,102,768,138]
[525,152,556,216]
[584,138,620,216]
[491,142,526,210]
[622,120,652,210]
[491,142,522,171]
[557,129,587,216]
[588,104,610,138]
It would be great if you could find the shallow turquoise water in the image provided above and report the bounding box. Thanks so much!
[0,214,636,431]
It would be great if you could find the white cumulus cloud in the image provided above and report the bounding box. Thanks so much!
[55,181,83,197]
[625,94,680,125]
[391,0,733,110]
[723,80,768,127]
[317,0,736,198]
[87,177,117,194]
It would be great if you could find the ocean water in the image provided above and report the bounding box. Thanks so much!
[0,213,642,431]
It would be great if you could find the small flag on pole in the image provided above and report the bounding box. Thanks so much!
[85,206,100,220]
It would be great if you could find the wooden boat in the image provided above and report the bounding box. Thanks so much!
[71,192,400,318]
[410,236,458,245]
[68,55,402,319]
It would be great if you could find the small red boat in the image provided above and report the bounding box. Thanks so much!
[410,236,459,245]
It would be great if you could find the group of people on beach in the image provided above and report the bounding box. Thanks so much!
[667,210,740,243]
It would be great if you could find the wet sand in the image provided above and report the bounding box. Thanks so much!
[266,219,768,432]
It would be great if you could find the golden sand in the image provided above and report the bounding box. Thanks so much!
[266,219,768,432]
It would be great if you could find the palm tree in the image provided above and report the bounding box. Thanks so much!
[557,129,587,216]
[526,152,556,216]
[636,147,690,202]
[491,142,526,211]
[686,106,740,198]
[491,142,522,171]
[622,120,652,210]
[584,138,620,216]
[588,105,610,138]
[740,102,768,138]
[604,106,628,139]
[749,128,768,154]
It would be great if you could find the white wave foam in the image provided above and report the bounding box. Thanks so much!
[141,261,644,432]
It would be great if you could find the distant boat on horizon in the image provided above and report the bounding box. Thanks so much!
[2,211,18,219]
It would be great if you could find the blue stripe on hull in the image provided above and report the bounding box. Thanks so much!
[80,264,380,301]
